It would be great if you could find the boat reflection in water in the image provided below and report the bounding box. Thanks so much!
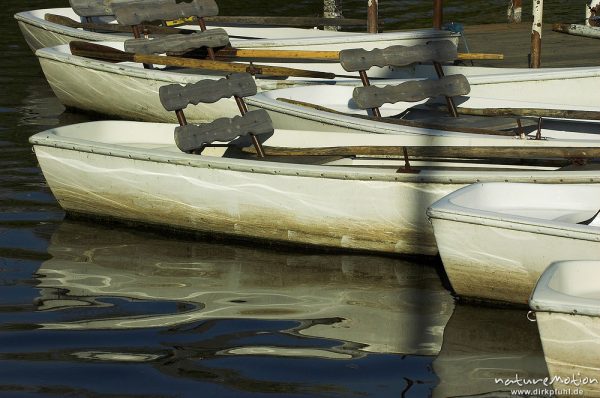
[36,221,454,358]
[433,304,549,397]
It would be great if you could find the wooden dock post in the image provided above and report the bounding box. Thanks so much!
[323,0,342,31]
[530,0,543,68]
[433,0,443,29]
[508,0,522,23]
[367,0,378,33]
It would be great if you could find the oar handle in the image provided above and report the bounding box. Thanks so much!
[457,52,504,60]
[216,48,341,61]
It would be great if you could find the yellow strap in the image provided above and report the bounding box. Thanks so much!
[165,16,196,26]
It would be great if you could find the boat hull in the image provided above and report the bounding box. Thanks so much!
[530,261,600,396]
[33,145,448,255]
[31,122,600,256]
[428,183,600,305]
[431,217,600,304]
[536,311,600,397]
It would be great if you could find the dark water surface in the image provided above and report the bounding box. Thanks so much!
[1,1,582,397]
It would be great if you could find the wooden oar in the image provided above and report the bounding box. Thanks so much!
[214,48,341,61]
[458,52,503,61]
[206,15,372,27]
[69,41,338,79]
[277,98,519,137]
[243,144,600,159]
[423,104,600,121]
[45,13,191,35]
[215,48,503,61]
[46,14,502,62]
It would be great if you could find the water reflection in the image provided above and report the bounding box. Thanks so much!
[35,221,455,358]
[433,304,549,397]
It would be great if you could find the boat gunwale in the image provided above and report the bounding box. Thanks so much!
[29,126,600,186]
[530,260,600,316]
[426,184,600,242]
[16,8,461,48]
[14,9,124,42]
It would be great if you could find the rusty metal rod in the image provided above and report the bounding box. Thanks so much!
[197,17,216,60]
[175,109,187,126]
[433,62,459,117]
[433,0,443,29]
[132,25,153,69]
[367,0,378,33]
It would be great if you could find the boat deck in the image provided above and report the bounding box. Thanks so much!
[457,22,600,68]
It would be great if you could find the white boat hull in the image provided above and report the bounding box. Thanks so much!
[428,184,600,305]
[536,312,600,397]
[30,121,600,256]
[36,41,436,123]
[530,261,600,397]
[37,41,600,139]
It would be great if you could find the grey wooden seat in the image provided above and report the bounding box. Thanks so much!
[113,0,221,69]
[69,0,115,18]
[124,28,229,55]
[159,73,271,156]
[114,0,218,37]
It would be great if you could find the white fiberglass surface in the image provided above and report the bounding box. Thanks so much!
[446,183,600,222]
[547,261,600,300]
[261,84,423,116]
[48,120,176,145]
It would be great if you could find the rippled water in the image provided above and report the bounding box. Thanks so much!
[1,0,582,396]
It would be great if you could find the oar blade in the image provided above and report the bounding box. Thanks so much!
[69,41,133,63]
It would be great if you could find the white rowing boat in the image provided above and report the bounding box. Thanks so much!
[247,68,600,134]
[530,260,600,397]
[35,40,363,123]
[30,73,600,257]
[37,38,600,141]
[14,7,459,52]
[427,183,600,305]
[29,120,600,257]
[37,221,454,356]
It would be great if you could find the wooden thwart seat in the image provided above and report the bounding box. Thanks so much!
[159,73,272,156]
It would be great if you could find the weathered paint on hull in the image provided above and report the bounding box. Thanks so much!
[38,57,236,123]
[37,52,345,123]
[34,145,457,255]
[17,20,79,51]
[431,218,600,305]
[537,312,600,397]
